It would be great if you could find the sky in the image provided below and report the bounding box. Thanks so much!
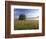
[14,9,39,18]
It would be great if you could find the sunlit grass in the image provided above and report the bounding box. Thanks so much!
[14,20,39,30]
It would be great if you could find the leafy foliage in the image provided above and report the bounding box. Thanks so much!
[19,14,26,20]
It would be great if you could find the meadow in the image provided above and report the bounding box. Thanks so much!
[14,20,39,30]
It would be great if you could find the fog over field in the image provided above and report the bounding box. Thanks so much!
[14,16,39,20]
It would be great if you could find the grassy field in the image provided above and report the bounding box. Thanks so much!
[14,20,39,30]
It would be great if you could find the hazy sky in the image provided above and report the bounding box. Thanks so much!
[14,9,39,18]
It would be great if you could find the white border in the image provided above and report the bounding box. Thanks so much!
[11,5,42,34]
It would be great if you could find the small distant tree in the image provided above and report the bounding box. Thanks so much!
[19,14,26,20]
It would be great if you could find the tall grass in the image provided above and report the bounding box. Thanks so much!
[14,20,39,30]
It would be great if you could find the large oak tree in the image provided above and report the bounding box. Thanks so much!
[19,14,26,20]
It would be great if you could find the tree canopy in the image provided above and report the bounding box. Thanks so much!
[19,14,26,20]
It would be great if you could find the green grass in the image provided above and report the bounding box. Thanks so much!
[14,20,39,30]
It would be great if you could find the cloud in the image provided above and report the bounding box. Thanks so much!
[14,9,39,18]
